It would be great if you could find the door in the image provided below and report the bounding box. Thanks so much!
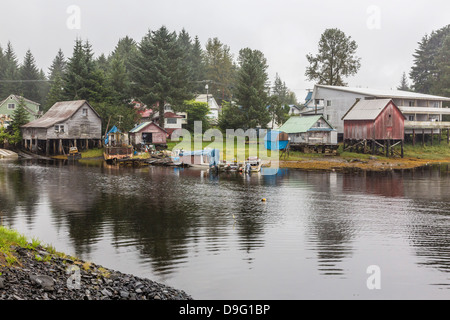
[142,133,153,143]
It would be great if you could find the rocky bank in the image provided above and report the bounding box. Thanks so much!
[0,245,193,300]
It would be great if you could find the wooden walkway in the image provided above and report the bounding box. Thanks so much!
[0,148,18,159]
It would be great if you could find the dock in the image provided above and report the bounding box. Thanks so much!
[0,148,19,160]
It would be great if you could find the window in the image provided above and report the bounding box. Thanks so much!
[7,103,15,110]
[327,100,332,107]
[167,118,177,124]
[408,115,415,121]
[82,108,88,116]
[409,101,415,106]
[54,124,65,133]
[326,114,330,121]
[315,121,321,128]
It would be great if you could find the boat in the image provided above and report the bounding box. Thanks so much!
[172,148,220,170]
[103,145,134,164]
[67,147,82,161]
[244,156,262,172]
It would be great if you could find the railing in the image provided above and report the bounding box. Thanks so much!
[404,121,450,129]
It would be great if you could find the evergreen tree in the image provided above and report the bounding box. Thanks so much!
[44,73,65,112]
[10,97,30,144]
[19,49,42,103]
[191,36,206,93]
[62,38,110,102]
[272,73,289,105]
[110,36,138,74]
[48,49,67,81]
[107,54,130,103]
[234,48,271,129]
[204,38,236,100]
[0,42,20,97]
[397,72,411,91]
[132,26,191,128]
[432,35,450,97]
[305,28,361,86]
[410,25,450,93]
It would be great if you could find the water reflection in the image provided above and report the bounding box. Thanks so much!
[1,159,450,298]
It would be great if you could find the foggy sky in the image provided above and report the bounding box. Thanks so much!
[1,0,449,102]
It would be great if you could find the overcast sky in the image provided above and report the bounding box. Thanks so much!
[1,0,449,102]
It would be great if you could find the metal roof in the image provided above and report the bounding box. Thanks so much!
[342,99,394,120]
[316,85,450,101]
[21,100,99,128]
[129,121,167,133]
[278,115,333,133]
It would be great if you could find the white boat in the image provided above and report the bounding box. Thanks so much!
[245,157,262,172]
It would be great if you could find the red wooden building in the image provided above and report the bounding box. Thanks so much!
[342,99,406,157]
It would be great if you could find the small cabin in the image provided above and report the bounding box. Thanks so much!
[342,99,406,157]
[129,121,167,146]
[278,115,337,145]
[21,100,102,155]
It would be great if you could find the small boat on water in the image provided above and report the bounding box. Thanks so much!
[67,147,82,161]
[103,145,134,164]
[245,156,262,172]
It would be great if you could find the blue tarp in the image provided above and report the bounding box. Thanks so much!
[105,125,120,145]
[180,149,220,167]
[264,131,289,150]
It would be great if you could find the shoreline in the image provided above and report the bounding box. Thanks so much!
[0,230,193,300]
[278,157,448,172]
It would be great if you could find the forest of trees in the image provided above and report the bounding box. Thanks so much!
[0,26,298,135]
[2,23,449,139]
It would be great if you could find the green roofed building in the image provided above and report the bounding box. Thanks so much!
[0,94,41,128]
[278,115,337,146]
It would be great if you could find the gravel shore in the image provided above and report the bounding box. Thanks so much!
[0,245,193,300]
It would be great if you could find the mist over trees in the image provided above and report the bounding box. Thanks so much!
[409,24,450,98]
[0,25,299,132]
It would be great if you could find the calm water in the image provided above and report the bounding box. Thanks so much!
[1,159,450,299]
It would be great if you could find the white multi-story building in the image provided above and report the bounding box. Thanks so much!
[301,84,450,140]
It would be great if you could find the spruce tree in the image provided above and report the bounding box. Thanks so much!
[48,49,67,81]
[10,97,30,143]
[0,42,20,97]
[397,72,411,91]
[19,49,42,103]
[234,48,271,129]
[191,36,206,93]
[204,38,236,100]
[132,26,191,128]
[410,25,450,94]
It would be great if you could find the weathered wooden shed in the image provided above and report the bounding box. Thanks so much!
[342,99,406,157]
[128,121,168,146]
[21,100,102,156]
[277,115,338,153]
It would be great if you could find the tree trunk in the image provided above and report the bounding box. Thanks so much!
[159,100,165,128]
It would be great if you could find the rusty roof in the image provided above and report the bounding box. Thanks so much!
[21,100,99,128]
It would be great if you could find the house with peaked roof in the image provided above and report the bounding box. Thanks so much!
[128,121,167,146]
[342,99,405,157]
[278,115,337,146]
[152,111,184,138]
[21,100,102,155]
[0,94,41,128]
[300,84,450,140]
[195,94,220,122]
